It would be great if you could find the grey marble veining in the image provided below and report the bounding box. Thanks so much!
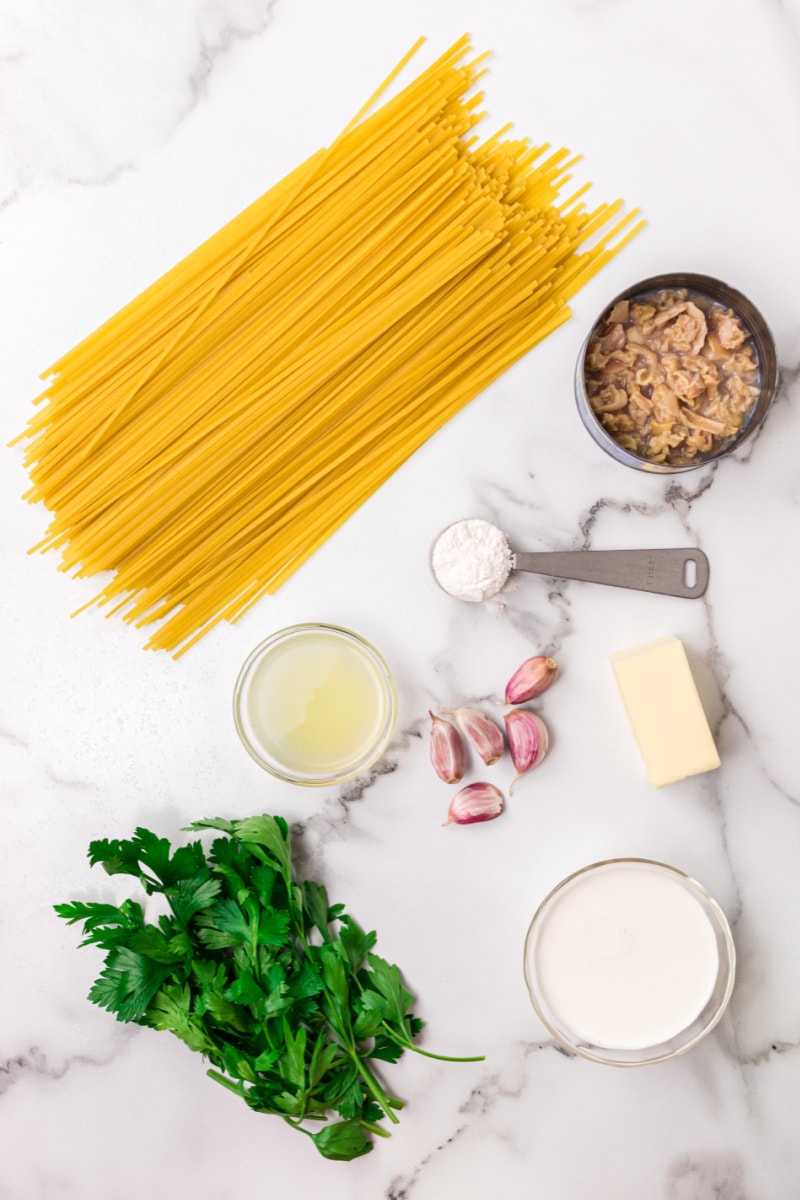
[0,0,280,207]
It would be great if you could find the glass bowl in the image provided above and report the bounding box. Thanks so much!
[575,272,777,473]
[523,858,736,1066]
[233,623,397,786]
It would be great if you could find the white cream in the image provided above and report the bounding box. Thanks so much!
[531,862,719,1050]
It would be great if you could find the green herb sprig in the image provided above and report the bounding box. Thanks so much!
[56,815,483,1160]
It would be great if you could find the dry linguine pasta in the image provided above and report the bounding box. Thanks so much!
[14,35,643,656]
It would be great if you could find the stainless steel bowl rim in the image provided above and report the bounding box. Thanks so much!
[575,271,778,474]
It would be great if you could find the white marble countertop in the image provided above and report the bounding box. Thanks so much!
[3,1,800,1196]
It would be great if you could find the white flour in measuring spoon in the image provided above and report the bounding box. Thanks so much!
[431,519,513,602]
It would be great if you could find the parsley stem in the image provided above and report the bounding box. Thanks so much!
[404,1045,485,1063]
[289,904,402,1127]
[282,1117,314,1139]
[358,1119,391,1138]
[374,1015,485,1062]
[345,1047,400,1125]
[207,1068,245,1095]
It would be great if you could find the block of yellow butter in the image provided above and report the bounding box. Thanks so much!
[610,636,720,788]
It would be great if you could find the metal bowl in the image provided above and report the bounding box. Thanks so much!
[575,272,778,474]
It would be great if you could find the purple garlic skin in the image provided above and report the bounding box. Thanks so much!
[442,707,504,765]
[504,656,558,705]
[429,711,467,784]
[445,782,505,825]
[504,709,549,794]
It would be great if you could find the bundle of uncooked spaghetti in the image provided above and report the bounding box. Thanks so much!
[15,35,642,656]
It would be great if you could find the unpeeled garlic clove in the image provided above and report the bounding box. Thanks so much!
[444,782,505,825]
[442,707,504,765]
[429,711,467,784]
[504,656,558,705]
[504,709,549,794]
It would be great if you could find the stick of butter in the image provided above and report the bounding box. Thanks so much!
[609,636,720,788]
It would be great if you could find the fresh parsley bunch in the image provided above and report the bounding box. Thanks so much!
[56,815,482,1161]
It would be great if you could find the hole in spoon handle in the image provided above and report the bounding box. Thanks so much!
[676,549,709,598]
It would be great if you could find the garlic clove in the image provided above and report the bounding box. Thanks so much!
[504,709,549,793]
[504,656,558,705]
[444,782,505,825]
[442,707,504,765]
[429,711,467,784]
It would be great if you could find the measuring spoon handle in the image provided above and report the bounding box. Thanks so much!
[513,548,709,599]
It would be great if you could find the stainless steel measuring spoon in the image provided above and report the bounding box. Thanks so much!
[430,519,709,601]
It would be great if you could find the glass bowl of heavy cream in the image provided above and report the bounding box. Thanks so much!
[523,858,735,1066]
